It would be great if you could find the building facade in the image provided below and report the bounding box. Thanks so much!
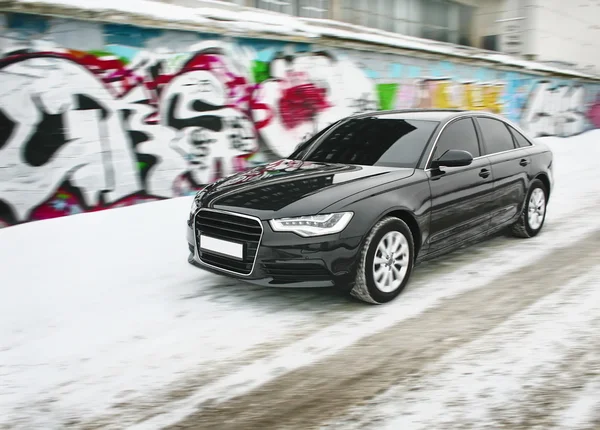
[0,2,599,228]
[163,0,600,73]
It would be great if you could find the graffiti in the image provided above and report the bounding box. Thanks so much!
[251,51,378,157]
[588,95,600,128]
[391,79,504,113]
[0,12,598,228]
[0,46,259,223]
[0,54,143,223]
[521,81,588,138]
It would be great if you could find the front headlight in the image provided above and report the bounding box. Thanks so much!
[269,212,353,237]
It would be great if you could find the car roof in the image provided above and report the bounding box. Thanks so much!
[351,109,472,122]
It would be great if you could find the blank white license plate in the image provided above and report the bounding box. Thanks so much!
[199,235,243,260]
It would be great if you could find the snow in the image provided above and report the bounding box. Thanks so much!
[321,267,600,430]
[14,0,211,25]
[556,376,600,430]
[8,0,320,38]
[0,198,326,427]
[1,130,600,428]
[7,0,599,79]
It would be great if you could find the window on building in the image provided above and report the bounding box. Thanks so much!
[421,0,450,43]
[342,0,423,38]
[253,0,330,19]
[254,0,295,15]
[298,0,330,19]
[420,0,470,45]
[253,0,474,48]
[458,3,474,46]
[482,35,499,51]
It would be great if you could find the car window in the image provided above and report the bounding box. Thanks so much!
[431,118,480,162]
[289,121,340,158]
[477,117,517,154]
[290,117,439,169]
[507,125,533,148]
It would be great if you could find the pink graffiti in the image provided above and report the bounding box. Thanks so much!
[278,83,330,129]
[27,188,163,223]
[396,82,417,109]
[588,96,600,128]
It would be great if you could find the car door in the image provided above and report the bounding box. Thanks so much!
[474,116,532,230]
[425,117,495,255]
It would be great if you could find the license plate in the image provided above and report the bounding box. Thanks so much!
[199,235,244,260]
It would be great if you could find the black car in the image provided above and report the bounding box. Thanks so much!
[186,109,553,304]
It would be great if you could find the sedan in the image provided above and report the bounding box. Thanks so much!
[186,109,553,304]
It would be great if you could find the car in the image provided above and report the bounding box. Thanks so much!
[186,109,553,304]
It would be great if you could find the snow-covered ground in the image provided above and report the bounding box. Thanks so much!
[322,267,600,430]
[1,130,600,429]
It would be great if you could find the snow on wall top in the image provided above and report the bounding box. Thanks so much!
[2,0,600,81]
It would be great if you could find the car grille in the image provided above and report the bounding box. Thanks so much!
[194,210,263,275]
[262,262,331,284]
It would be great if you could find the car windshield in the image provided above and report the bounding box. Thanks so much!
[289,116,440,168]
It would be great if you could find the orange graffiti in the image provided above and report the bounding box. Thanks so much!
[482,84,504,113]
[463,82,504,113]
[393,79,504,113]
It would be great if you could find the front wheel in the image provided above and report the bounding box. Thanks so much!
[511,179,548,238]
[350,217,415,304]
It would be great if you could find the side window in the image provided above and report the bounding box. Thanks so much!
[477,117,517,155]
[431,118,480,162]
[508,125,533,148]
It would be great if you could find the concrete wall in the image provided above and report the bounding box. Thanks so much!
[0,12,599,228]
[473,0,600,71]
[472,0,503,43]
[528,0,600,73]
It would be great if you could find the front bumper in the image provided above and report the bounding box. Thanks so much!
[186,219,362,288]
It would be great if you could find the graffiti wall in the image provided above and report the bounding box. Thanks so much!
[0,13,599,227]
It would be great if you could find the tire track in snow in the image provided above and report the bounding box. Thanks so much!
[152,226,600,429]
[78,196,600,430]
[323,267,600,430]
[553,376,600,430]
[80,197,600,429]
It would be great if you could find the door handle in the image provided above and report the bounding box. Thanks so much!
[519,158,530,166]
[479,168,490,178]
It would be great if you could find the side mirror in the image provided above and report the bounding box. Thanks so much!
[431,149,473,168]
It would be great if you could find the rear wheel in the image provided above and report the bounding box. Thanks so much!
[350,217,414,304]
[511,179,548,238]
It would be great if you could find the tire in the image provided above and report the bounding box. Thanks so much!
[511,179,548,238]
[350,217,415,304]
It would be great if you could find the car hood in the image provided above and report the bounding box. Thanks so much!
[198,159,415,219]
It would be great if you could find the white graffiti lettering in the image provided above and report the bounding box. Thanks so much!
[521,81,587,137]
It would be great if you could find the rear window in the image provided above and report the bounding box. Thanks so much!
[289,117,439,169]
[476,117,516,155]
[508,125,533,147]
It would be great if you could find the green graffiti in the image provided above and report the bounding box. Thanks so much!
[376,83,398,111]
[87,50,129,65]
[252,60,270,84]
